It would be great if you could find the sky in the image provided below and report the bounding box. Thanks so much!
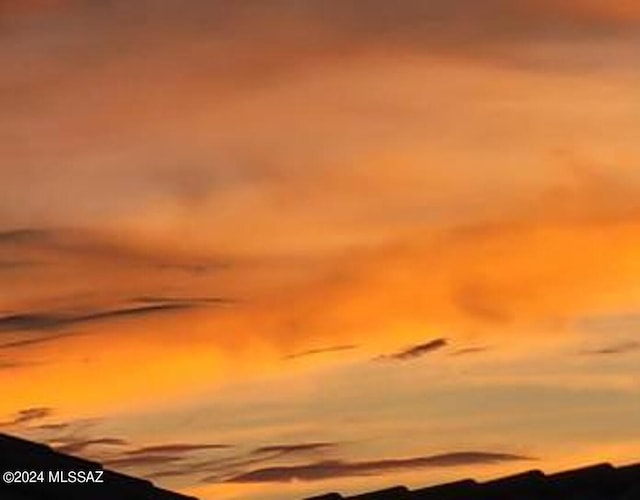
[1,1,639,499]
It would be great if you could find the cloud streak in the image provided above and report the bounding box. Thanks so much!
[0,229,50,245]
[252,442,338,456]
[581,341,640,356]
[450,346,490,356]
[283,345,358,361]
[0,332,83,350]
[0,407,53,428]
[0,302,214,333]
[54,437,128,455]
[145,442,340,482]
[222,451,532,483]
[377,339,448,362]
[104,454,185,469]
[127,443,233,456]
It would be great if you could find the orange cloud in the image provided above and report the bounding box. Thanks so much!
[208,166,640,356]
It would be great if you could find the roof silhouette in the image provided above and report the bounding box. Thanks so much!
[305,461,640,499]
[0,433,197,499]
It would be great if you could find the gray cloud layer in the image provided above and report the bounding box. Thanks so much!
[1,0,638,228]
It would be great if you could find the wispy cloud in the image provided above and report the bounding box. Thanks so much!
[36,422,72,432]
[0,359,27,370]
[0,332,84,350]
[13,417,233,478]
[0,302,213,333]
[132,296,233,306]
[0,407,53,428]
[54,437,129,455]
[450,346,490,356]
[376,338,448,362]
[0,228,224,274]
[252,442,338,456]
[0,229,50,245]
[222,451,532,483]
[104,454,185,469]
[127,443,233,456]
[283,345,358,361]
[581,341,640,356]
[99,440,235,474]
[147,442,340,482]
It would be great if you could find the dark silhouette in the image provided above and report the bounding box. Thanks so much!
[3,432,638,499]
[375,339,448,362]
[306,462,640,499]
[0,433,197,499]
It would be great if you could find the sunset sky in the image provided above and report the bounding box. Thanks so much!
[1,2,640,499]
